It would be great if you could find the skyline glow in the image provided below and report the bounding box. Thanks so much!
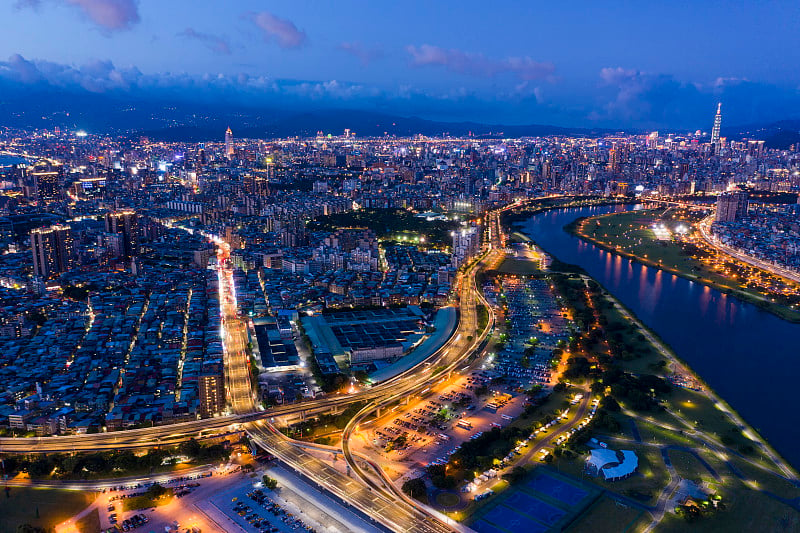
[2,1,800,129]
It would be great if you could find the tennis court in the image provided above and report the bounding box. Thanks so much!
[479,504,550,533]
[504,492,566,525]
[527,472,589,506]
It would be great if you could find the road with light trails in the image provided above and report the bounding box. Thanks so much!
[247,245,495,533]
[3,464,217,491]
[341,245,496,508]
[216,242,258,415]
[698,213,800,284]
[248,422,452,533]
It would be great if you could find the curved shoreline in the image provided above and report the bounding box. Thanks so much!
[565,213,800,324]
[514,210,799,481]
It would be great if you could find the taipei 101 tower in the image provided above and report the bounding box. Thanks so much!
[711,103,722,154]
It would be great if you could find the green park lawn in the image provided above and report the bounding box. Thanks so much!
[575,210,800,321]
[0,487,94,533]
[75,508,101,533]
[656,486,799,533]
[497,257,541,275]
[666,449,718,484]
[554,445,670,506]
[566,495,647,533]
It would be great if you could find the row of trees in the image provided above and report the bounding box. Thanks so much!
[2,439,230,479]
[284,401,366,439]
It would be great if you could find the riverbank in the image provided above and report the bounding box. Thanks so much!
[565,210,800,323]
[509,208,800,530]
[526,211,798,475]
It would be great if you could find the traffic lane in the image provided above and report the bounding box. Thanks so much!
[249,426,450,533]
[1,251,484,454]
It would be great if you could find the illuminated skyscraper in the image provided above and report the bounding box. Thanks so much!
[711,103,722,154]
[105,210,139,259]
[30,225,75,279]
[225,127,234,159]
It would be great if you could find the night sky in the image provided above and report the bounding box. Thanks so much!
[2,0,800,129]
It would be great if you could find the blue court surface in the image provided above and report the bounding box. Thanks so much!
[472,520,520,533]
[480,506,549,533]
[468,469,601,533]
[503,492,566,525]
[527,473,589,506]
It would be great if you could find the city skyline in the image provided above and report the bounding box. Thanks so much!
[1,4,800,532]
[2,1,800,129]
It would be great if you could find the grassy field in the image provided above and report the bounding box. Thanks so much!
[0,487,94,533]
[554,445,670,506]
[656,486,799,533]
[634,420,695,447]
[667,449,718,484]
[573,209,800,322]
[122,488,173,512]
[567,495,647,533]
[656,387,758,450]
[75,508,101,533]
[727,458,800,499]
[497,257,541,275]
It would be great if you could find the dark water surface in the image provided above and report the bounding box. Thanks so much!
[522,204,800,469]
[0,155,30,167]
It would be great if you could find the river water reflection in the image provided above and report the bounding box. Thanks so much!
[522,204,800,469]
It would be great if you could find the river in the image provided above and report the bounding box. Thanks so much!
[522,204,800,469]
[0,155,30,166]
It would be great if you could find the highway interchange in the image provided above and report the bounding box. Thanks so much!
[10,197,789,532]
[0,201,560,532]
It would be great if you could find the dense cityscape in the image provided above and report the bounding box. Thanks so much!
[2,2,800,533]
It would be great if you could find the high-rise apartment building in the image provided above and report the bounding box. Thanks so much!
[105,210,139,259]
[715,190,749,222]
[31,225,75,279]
[198,371,225,418]
[452,225,481,268]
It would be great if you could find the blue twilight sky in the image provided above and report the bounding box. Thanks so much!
[1,0,800,129]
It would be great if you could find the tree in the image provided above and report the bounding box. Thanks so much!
[401,477,427,500]
[27,457,52,478]
[180,438,202,458]
[590,381,606,394]
[262,475,278,490]
[146,483,168,499]
[602,396,620,412]
[503,466,527,484]
[17,525,46,533]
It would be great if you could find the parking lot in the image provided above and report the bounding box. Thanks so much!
[493,277,571,389]
[207,466,379,533]
[96,470,221,532]
[349,273,582,487]
[355,370,529,481]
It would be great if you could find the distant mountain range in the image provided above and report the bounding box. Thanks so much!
[137,109,617,142]
[2,81,798,145]
[0,82,614,141]
[725,120,800,149]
